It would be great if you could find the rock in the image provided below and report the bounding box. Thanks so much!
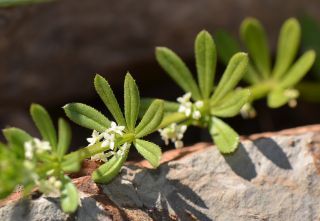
[1,125,320,220]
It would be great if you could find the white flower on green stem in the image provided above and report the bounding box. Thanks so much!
[24,138,52,160]
[158,123,187,148]
[39,176,62,195]
[177,93,203,120]
[284,88,299,108]
[87,130,102,146]
[101,133,115,149]
[117,143,129,157]
[107,121,125,136]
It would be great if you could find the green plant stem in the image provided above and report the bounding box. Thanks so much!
[64,133,135,162]
[247,81,274,102]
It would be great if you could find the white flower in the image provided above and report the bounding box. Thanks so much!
[177,93,203,120]
[39,176,62,195]
[192,110,201,120]
[101,133,115,149]
[24,138,52,160]
[87,130,101,146]
[158,123,187,149]
[116,143,129,157]
[195,101,204,108]
[174,140,183,149]
[177,92,192,103]
[91,152,108,162]
[107,121,125,136]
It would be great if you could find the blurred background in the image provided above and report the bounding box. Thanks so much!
[0,0,320,150]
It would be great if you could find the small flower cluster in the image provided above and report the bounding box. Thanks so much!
[24,138,51,160]
[23,139,62,195]
[240,103,257,119]
[177,92,204,120]
[38,176,63,195]
[284,88,299,108]
[87,121,129,161]
[158,123,187,148]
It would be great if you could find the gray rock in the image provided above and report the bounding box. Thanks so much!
[104,131,320,220]
[0,193,112,221]
[1,129,320,220]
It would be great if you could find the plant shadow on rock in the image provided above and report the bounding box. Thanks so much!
[104,164,210,221]
[254,138,292,170]
[223,138,292,181]
[223,144,257,181]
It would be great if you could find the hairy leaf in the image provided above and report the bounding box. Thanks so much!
[3,127,32,159]
[135,139,161,168]
[30,104,57,149]
[240,18,271,78]
[124,73,140,131]
[211,52,248,103]
[210,89,250,117]
[64,103,110,132]
[57,118,71,158]
[195,30,217,98]
[94,74,126,127]
[273,18,301,79]
[61,179,79,213]
[135,99,164,138]
[92,148,129,183]
[209,117,239,153]
[140,98,179,117]
[159,112,187,129]
[280,50,315,88]
[267,88,290,108]
[156,47,201,100]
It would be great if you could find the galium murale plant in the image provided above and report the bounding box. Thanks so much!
[63,73,164,183]
[0,104,80,213]
[215,17,315,115]
[142,30,250,153]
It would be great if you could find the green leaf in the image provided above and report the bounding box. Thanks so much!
[209,117,239,153]
[124,73,140,131]
[61,179,79,213]
[3,127,32,159]
[57,118,71,158]
[134,139,161,168]
[140,98,179,117]
[30,104,57,149]
[211,52,248,103]
[61,157,81,173]
[92,147,129,183]
[240,18,271,78]
[94,74,126,127]
[156,47,201,100]
[279,50,315,88]
[243,64,261,85]
[135,99,164,138]
[215,30,241,65]
[210,89,250,117]
[267,88,290,108]
[195,30,217,98]
[63,103,110,133]
[159,112,187,129]
[273,18,301,79]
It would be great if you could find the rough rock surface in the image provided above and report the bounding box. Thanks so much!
[1,125,320,220]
